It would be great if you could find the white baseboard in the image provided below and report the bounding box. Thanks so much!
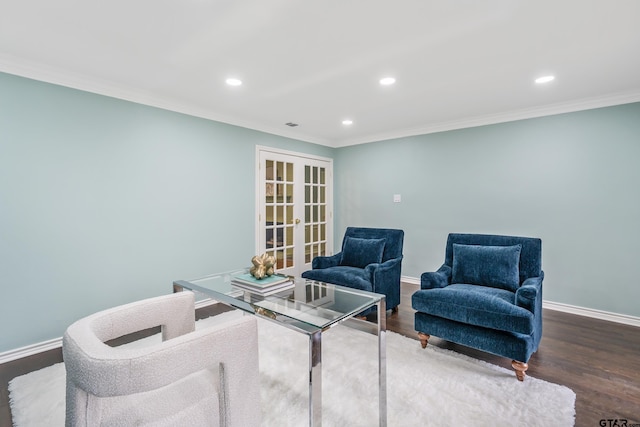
[194,297,219,309]
[402,275,640,328]
[3,285,639,364]
[0,337,62,365]
[542,300,640,328]
[0,298,223,365]
[401,275,420,285]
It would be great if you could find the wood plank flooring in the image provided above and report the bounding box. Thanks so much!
[1,283,639,426]
[389,283,640,426]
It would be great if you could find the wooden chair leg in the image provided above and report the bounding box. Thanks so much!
[418,332,430,349]
[512,360,528,381]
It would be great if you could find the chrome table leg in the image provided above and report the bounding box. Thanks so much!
[309,330,322,426]
[377,298,387,427]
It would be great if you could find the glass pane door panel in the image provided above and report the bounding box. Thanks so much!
[260,153,306,275]
[259,148,332,277]
[304,165,328,265]
[264,159,294,271]
[286,162,293,182]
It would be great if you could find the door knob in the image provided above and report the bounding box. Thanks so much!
[295,218,301,224]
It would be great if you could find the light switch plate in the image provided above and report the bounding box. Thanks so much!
[393,194,401,203]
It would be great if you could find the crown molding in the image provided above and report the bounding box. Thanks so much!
[2,54,639,150]
[333,91,640,148]
[0,55,329,147]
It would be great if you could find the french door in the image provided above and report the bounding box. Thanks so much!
[256,147,333,277]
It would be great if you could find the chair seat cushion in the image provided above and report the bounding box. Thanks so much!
[301,266,373,291]
[411,284,534,335]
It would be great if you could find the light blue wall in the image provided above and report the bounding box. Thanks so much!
[0,72,333,352]
[2,71,639,353]
[334,102,640,318]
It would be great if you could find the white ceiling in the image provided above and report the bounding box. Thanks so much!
[2,1,640,148]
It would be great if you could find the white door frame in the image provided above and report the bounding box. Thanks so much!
[255,145,334,277]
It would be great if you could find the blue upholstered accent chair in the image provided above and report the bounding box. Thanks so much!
[412,233,543,380]
[302,227,404,313]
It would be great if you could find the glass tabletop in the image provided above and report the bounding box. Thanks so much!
[173,269,383,335]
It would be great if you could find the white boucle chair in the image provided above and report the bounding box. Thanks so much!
[62,291,261,427]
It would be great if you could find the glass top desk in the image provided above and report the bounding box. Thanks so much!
[173,270,387,427]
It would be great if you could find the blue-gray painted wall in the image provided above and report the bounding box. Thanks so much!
[334,103,640,319]
[0,72,332,352]
[1,71,639,353]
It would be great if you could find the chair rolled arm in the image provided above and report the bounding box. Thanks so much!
[366,256,402,282]
[365,256,402,309]
[421,264,451,289]
[312,252,342,269]
[515,272,544,313]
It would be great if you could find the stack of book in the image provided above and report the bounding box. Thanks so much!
[231,273,294,296]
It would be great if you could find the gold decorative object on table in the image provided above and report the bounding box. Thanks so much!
[250,253,276,279]
[254,306,277,319]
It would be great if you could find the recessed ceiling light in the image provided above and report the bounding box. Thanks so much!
[225,78,243,86]
[342,119,353,126]
[379,77,396,86]
[535,75,555,84]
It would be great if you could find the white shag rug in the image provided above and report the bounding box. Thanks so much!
[9,311,575,426]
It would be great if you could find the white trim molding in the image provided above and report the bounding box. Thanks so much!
[0,337,62,365]
[3,285,639,364]
[402,276,640,328]
[332,91,640,147]
[543,300,640,328]
[0,298,220,365]
[401,275,420,285]
[3,56,639,150]
[0,58,330,146]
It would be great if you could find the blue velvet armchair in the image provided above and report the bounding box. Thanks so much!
[412,233,543,380]
[302,227,404,313]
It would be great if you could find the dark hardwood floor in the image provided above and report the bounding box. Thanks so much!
[2,283,639,426]
[388,283,640,427]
